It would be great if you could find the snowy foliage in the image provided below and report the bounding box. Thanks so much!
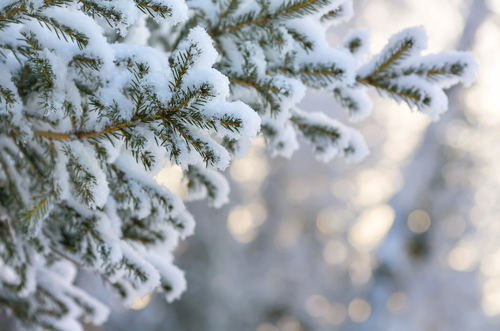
[0,0,477,329]
[160,0,478,159]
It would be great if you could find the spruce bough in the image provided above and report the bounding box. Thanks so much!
[0,0,477,329]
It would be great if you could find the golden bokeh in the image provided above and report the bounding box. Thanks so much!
[130,293,152,310]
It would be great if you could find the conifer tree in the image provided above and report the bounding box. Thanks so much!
[0,0,476,329]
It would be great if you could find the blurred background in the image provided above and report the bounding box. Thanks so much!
[4,0,500,330]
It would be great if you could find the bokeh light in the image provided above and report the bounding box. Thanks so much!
[407,210,431,234]
[348,299,371,323]
[325,303,347,325]
[277,316,302,331]
[256,323,278,331]
[349,205,395,251]
[387,292,409,314]
[323,240,348,266]
[305,295,330,318]
[130,294,152,310]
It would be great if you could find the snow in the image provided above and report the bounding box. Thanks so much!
[263,118,300,159]
[65,140,110,209]
[404,51,479,88]
[119,241,161,303]
[0,63,23,124]
[144,251,187,303]
[343,28,371,65]
[0,1,480,329]
[393,75,449,121]
[343,127,370,163]
[186,165,231,209]
[358,26,429,78]
[114,154,186,217]
[176,27,219,70]
[292,107,350,163]
[335,86,373,122]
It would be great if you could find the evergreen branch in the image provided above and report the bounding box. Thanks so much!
[165,118,219,166]
[24,114,58,127]
[275,0,332,20]
[267,52,296,75]
[184,165,221,204]
[169,92,200,113]
[122,258,148,283]
[298,68,342,78]
[135,0,173,19]
[122,235,152,244]
[40,0,74,9]
[6,122,21,137]
[0,3,26,21]
[75,116,157,139]
[0,0,73,30]
[357,77,420,102]
[35,81,221,146]
[0,2,27,29]
[364,63,467,83]
[134,94,144,118]
[78,0,122,26]
[29,14,89,50]
[0,150,25,206]
[217,0,332,34]
[63,147,98,205]
[16,65,32,93]
[427,68,448,77]
[211,0,242,34]
[289,109,349,160]
[40,63,52,85]
[333,87,359,115]
[0,86,17,108]
[121,218,165,246]
[35,131,73,140]
[0,206,16,243]
[0,43,27,64]
[165,118,201,150]
[19,32,56,95]
[8,134,46,182]
[22,31,42,51]
[320,5,342,21]
[34,286,69,318]
[286,28,314,52]
[20,196,53,237]
[175,109,242,133]
[228,77,280,92]
[169,46,197,97]
[189,115,242,130]
[35,114,158,140]
[297,62,346,87]
[371,43,411,77]
[110,165,175,219]
[228,75,283,113]
[169,83,215,113]
[69,55,102,71]
[50,246,84,268]
[402,61,469,83]
[217,13,266,34]
[362,36,418,79]
[346,37,362,54]
[290,116,341,141]
[219,0,241,22]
